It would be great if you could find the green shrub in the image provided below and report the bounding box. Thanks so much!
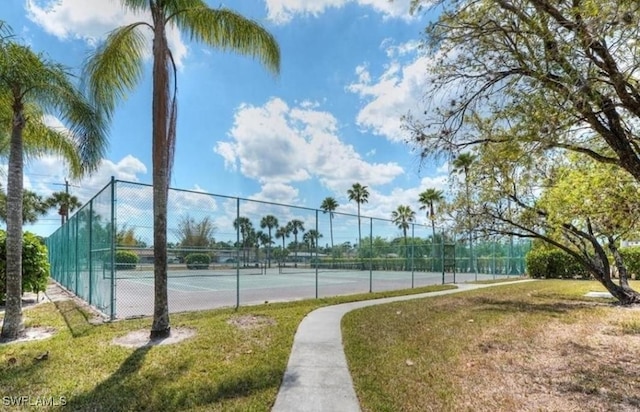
[525,249,590,279]
[185,253,210,270]
[115,250,138,270]
[0,230,50,304]
[619,247,640,280]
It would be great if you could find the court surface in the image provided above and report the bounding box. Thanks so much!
[113,267,519,318]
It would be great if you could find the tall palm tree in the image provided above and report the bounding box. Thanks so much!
[256,230,270,264]
[304,229,322,252]
[347,183,369,249]
[452,153,476,273]
[418,188,444,271]
[320,197,338,250]
[0,42,106,340]
[391,205,415,270]
[287,219,305,267]
[0,187,48,224]
[45,191,82,225]
[275,225,291,266]
[260,215,278,268]
[86,0,280,339]
[233,217,253,266]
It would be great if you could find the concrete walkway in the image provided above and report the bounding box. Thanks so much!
[271,280,534,412]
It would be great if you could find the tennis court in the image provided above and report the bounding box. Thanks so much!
[46,179,531,319]
[113,266,516,318]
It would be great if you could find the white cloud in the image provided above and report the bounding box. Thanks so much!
[214,97,404,195]
[26,0,188,67]
[347,40,432,143]
[250,182,300,204]
[265,0,417,24]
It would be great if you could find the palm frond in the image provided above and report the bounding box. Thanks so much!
[120,0,150,14]
[84,23,149,117]
[22,118,83,177]
[172,6,280,75]
[29,63,108,176]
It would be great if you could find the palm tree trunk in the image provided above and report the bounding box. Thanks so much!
[465,179,474,273]
[357,204,362,249]
[267,228,272,268]
[329,215,334,252]
[403,228,408,271]
[430,219,436,272]
[150,14,171,339]
[1,106,25,340]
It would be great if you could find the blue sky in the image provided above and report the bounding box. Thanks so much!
[3,0,450,239]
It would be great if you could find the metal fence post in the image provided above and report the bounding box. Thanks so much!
[88,199,93,304]
[109,176,116,320]
[441,227,445,284]
[315,209,319,299]
[369,218,373,293]
[236,197,240,309]
[411,224,415,288]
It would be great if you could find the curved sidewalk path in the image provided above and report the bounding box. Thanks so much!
[272,280,535,412]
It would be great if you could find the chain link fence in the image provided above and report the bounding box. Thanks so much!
[46,179,531,319]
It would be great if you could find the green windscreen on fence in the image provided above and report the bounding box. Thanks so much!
[46,180,115,318]
[46,179,531,319]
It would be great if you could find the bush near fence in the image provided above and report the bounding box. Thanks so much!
[525,249,590,279]
[526,246,640,280]
[0,230,50,304]
[116,250,138,270]
[619,247,640,280]
[185,253,211,270]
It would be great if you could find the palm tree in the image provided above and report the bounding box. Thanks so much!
[233,217,253,266]
[347,183,369,249]
[0,42,106,340]
[45,191,82,225]
[452,153,476,273]
[275,225,291,266]
[320,197,338,250]
[391,205,416,270]
[86,0,279,339]
[260,215,278,268]
[418,188,444,271]
[287,219,305,267]
[0,187,49,224]
[304,229,322,252]
[256,230,270,264]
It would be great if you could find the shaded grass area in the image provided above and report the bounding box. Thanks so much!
[343,280,640,412]
[467,276,528,285]
[0,283,454,411]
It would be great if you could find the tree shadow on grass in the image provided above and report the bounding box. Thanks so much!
[468,296,606,315]
[53,299,92,338]
[64,345,283,411]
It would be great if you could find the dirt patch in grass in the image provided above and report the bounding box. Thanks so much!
[227,315,277,330]
[344,280,640,412]
[112,327,197,348]
[458,305,640,411]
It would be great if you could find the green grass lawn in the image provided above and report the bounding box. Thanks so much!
[0,283,454,411]
[343,280,640,412]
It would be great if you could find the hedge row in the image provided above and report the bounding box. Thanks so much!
[315,257,431,271]
[0,230,50,304]
[185,253,210,270]
[525,247,640,280]
[525,249,590,279]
